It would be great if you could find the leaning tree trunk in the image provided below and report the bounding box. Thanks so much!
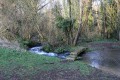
[73,0,83,46]
[68,0,73,45]
[115,0,120,40]
[73,0,92,46]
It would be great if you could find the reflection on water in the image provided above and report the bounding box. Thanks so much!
[82,49,120,76]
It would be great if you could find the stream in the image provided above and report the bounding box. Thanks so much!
[29,46,120,76]
[29,46,70,59]
[82,49,120,76]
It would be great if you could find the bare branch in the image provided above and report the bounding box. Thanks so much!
[38,2,50,11]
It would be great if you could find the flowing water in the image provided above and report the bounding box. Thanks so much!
[82,49,120,76]
[29,46,120,76]
[29,46,70,59]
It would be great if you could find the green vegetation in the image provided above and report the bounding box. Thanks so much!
[42,38,120,53]
[55,16,75,45]
[43,44,86,53]
[0,47,92,79]
[1,0,119,47]
[0,0,120,79]
[42,44,69,53]
[90,39,119,43]
[42,44,53,52]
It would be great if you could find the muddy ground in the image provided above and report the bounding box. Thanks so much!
[0,65,120,80]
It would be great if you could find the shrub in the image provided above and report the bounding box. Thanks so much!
[54,46,66,53]
[42,44,53,52]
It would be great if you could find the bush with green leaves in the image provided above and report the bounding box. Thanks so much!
[55,16,76,44]
[54,46,67,53]
[42,44,53,52]
[55,16,75,32]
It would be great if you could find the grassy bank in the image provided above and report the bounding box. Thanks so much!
[0,47,92,80]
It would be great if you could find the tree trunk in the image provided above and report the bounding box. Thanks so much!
[73,0,83,46]
[115,0,120,40]
[68,0,73,45]
[101,0,107,38]
[119,31,120,40]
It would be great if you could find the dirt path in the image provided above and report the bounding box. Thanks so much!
[1,65,120,80]
[25,69,120,80]
[1,69,119,80]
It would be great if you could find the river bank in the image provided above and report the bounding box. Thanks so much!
[0,39,120,79]
[0,47,120,80]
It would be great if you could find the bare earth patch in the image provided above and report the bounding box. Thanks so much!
[32,69,120,80]
[0,60,120,80]
[1,68,120,80]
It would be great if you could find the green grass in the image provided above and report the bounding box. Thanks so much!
[91,39,119,43]
[0,47,92,80]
